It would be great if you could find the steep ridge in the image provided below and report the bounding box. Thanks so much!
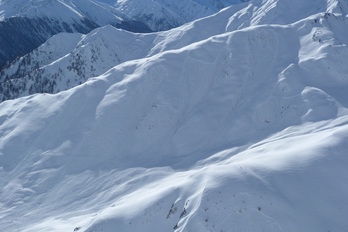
[0,26,154,101]
[0,0,147,68]
[112,0,249,31]
[0,0,247,68]
[0,0,99,68]
[225,0,348,31]
[2,0,348,102]
[0,4,250,102]
[0,15,98,69]
[0,0,348,231]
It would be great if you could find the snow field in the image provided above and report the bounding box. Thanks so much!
[1,0,348,231]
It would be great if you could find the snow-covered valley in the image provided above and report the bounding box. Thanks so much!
[1,0,348,231]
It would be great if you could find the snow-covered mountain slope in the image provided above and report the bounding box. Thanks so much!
[113,0,249,31]
[0,0,147,29]
[1,0,348,231]
[225,0,348,31]
[0,0,148,68]
[2,117,348,232]
[0,13,98,69]
[0,0,247,68]
[0,26,156,101]
[0,4,250,102]
[0,32,83,79]
[3,0,347,102]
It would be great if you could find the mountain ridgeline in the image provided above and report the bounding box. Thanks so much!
[0,0,246,70]
[0,0,250,102]
[0,16,98,67]
[1,0,348,231]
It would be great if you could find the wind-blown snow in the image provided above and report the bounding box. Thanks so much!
[1,0,348,231]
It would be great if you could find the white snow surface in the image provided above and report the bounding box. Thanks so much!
[0,0,248,31]
[1,5,250,100]
[1,0,348,231]
[0,0,129,27]
[0,0,83,21]
[112,0,249,31]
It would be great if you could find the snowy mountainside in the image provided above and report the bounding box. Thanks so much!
[225,0,348,30]
[0,0,146,68]
[0,0,138,27]
[0,0,247,68]
[0,14,98,69]
[0,0,102,68]
[113,0,249,31]
[0,4,249,102]
[2,0,348,102]
[0,33,83,80]
[0,26,155,101]
[1,0,348,231]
